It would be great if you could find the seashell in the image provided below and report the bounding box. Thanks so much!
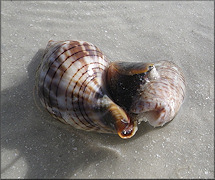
[37,40,138,139]
[107,60,186,127]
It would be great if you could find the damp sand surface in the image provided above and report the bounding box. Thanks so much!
[1,1,214,179]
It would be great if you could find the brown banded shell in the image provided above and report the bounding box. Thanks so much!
[37,40,138,139]
[107,60,186,127]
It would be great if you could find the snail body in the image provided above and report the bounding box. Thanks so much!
[37,40,137,139]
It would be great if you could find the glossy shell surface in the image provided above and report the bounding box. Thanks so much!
[37,40,137,139]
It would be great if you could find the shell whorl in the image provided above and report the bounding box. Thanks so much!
[37,40,137,138]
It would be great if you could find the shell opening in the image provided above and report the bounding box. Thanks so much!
[117,120,138,139]
[107,102,138,139]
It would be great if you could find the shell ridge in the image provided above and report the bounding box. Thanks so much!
[42,41,103,109]
[64,63,107,130]
[65,62,107,111]
[71,72,100,129]
[46,49,105,112]
[79,71,109,130]
[42,42,79,110]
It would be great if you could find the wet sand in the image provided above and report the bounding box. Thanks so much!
[1,1,214,178]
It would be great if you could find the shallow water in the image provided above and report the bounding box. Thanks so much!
[1,1,214,178]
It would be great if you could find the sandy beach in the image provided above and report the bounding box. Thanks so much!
[1,1,214,179]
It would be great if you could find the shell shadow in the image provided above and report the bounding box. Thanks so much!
[1,49,155,178]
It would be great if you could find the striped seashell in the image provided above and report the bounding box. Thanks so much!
[37,40,138,139]
[107,60,186,127]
